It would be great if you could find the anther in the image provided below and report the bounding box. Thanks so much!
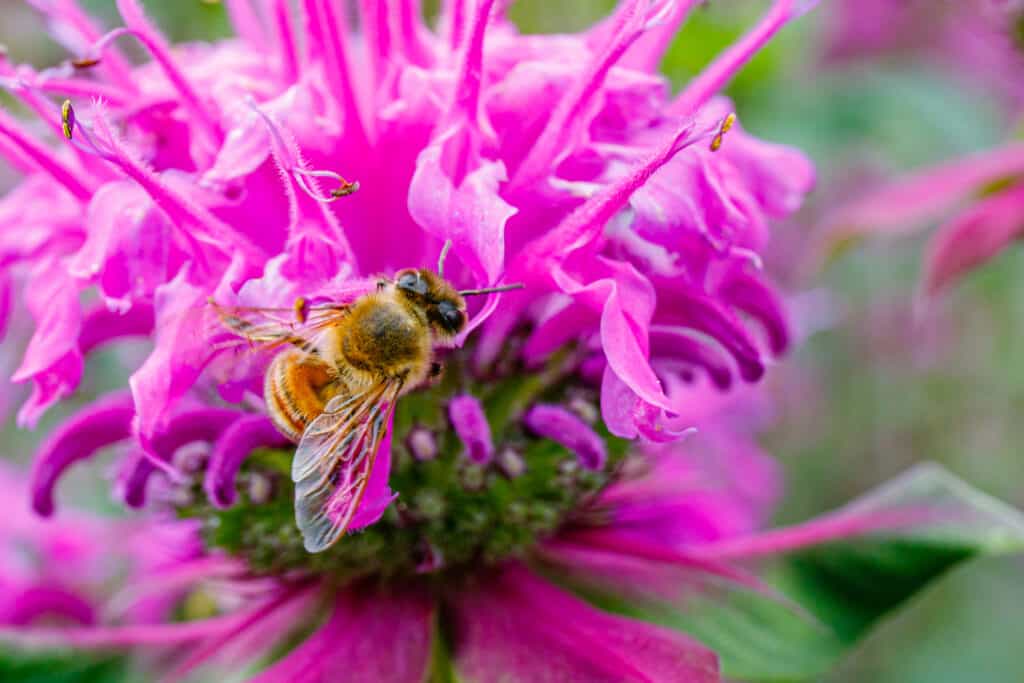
[710,112,736,152]
[71,57,102,69]
[329,180,360,197]
[60,99,75,140]
[293,297,308,324]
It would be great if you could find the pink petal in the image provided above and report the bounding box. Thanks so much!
[128,265,214,440]
[449,394,495,464]
[452,564,719,683]
[348,414,398,530]
[523,404,606,470]
[820,142,1024,246]
[408,127,516,288]
[30,391,135,517]
[248,589,433,683]
[204,415,291,509]
[922,183,1024,296]
[11,259,84,428]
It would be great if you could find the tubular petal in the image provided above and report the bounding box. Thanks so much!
[524,404,606,470]
[453,564,719,683]
[205,415,291,509]
[449,394,495,464]
[671,0,797,117]
[30,391,135,517]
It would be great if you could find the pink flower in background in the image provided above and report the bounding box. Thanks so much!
[823,0,1024,113]
[0,463,202,629]
[819,142,1024,297]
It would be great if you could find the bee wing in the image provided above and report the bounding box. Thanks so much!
[291,378,405,553]
[208,300,349,354]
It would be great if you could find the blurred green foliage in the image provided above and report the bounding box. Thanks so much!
[1,1,1023,682]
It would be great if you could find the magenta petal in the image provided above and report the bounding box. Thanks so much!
[448,394,494,464]
[129,266,213,440]
[204,415,291,509]
[521,302,599,367]
[662,287,766,382]
[70,180,185,308]
[12,259,84,428]
[120,407,243,508]
[0,612,255,649]
[650,325,734,389]
[452,564,719,683]
[0,272,10,341]
[717,271,789,355]
[408,126,516,288]
[922,183,1024,296]
[524,404,606,470]
[248,589,433,683]
[686,463,975,561]
[78,303,154,355]
[348,414,398,531]
[820,142,1024,246]
[0,584,96,627]
[511,119,704,284]
[671,0,801,117]
[30,391,135,517]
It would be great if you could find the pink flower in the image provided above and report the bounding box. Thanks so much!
[823,0,1024,113]
[818,142,1024,296]
[0,391,783,682]
[0,0,830,680]
[0,462,204,629]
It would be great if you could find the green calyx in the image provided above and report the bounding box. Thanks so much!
[175,343,628,583]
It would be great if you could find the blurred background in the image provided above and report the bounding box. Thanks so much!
[1,1,1023,681]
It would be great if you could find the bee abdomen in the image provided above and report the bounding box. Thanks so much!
[264,350,337,443]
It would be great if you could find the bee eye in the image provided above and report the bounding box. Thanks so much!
[436,300,465,333]
[396,271,427,296]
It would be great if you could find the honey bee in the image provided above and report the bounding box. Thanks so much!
[211,252,521,553]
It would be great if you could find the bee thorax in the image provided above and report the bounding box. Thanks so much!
[333,297,432,387]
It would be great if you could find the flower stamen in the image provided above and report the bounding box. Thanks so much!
[246,97,360,204]
[710,112,736,152]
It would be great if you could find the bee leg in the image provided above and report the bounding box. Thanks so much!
[429,362,443,378]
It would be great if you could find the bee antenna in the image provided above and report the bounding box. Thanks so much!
[458,283,526,297]
[437,239,453,278]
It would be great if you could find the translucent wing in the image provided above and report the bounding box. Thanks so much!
[208,299,349,355]
[291,379,405,553]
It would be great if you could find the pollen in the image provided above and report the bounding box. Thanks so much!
[71,56,101,69]
[710,112,737,152]
[293,297,308,324]
[60,100,75,140]
[330,180,360,198]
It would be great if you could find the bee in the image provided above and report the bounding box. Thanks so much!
[211,248,521,553]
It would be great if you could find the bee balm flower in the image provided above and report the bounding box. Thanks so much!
[0,0,820,680]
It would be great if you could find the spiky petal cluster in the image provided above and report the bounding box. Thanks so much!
[0,1,816,679]
[1,0,811,518]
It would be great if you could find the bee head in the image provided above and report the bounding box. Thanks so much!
[394,268,467,341]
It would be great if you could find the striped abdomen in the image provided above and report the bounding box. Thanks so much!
[264,350,338,443]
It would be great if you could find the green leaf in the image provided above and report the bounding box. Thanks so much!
[710,464,1024,680]
[558,464,1024,682]
[0,650,132,683]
